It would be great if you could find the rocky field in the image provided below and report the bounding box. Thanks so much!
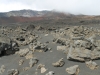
[0,23,100,75]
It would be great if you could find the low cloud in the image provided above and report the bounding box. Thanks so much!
[0,0,100,15]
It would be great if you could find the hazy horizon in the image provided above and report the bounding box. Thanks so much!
[0,0,100,15]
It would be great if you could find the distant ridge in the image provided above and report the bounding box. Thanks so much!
[0,9,100,25]
[0,9,67,17]
[0,9,74,24]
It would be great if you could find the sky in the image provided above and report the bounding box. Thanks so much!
[0,0,100,15]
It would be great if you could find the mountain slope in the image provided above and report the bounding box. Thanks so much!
[0,9,100,25]
[0,10,52,17]
[0,10,74,24]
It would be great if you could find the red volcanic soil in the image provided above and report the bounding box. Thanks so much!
[0,16,44,24]
[0,12,74,24]
[0,14,100,25]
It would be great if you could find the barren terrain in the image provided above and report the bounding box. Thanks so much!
[0,10,100,75]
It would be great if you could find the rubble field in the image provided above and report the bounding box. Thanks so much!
[0,24,100,75]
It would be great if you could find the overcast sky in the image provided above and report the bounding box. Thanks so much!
[0,0,100,15]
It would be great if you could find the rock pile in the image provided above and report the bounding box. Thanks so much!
[12,32,37,46]
[29,41,48,52]
[54,26,100,62]
[55,26,100,73]
[66,26,100,62]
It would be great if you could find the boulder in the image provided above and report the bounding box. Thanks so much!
[19,59,24,65]
[91,48,100,60]
[23,67,30,71]
[53,38,67,45]
[85,61,99,70]
[52,58,65,67]
[67,46,91,61]
[57,46,67,51]
[7,69,19,75]
[66,65,79,75]
[0,36,19,56]
[26,24,35,31]
[25,51,34,59]
[37,64,45,69]
[46,71,55,75]
[0,65,5,74]
[13,35,36,46]
[16,48,29,57]
[29,57,38,67]
[30,42,48,52]
[41,67,47,73]
[37,64,47,73]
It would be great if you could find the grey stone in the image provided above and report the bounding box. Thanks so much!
[31,42,48,52]
[53,38,67,45]
[16,48,29,57]
[85,61,99,70]
[0,65,5,74]
[57,46,67,51]
[29,57,38,67]
[37,64,45,69]
[52,58,65,67]
[25,51,34,59]
[66,65,79,75]
[19,59,24,65]
[0,36,19,56]
[7,69,19,75]
[46,71,55,75]
[67,46,92,61]
[13,33,36,46]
